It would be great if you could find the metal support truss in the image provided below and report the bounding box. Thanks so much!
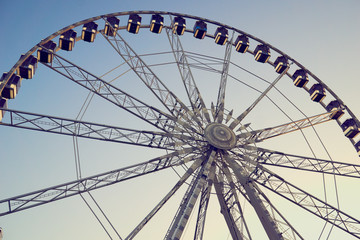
[236,111,337,144]
[215,34,233,123]
[251,184,304,240]
[224,154,285,240]
[248,163,360,239]
[0,148,199,216]
[39,47,191,134]
[237,146,360,178]
[194,163,216,240]
[221,155,303,240]
[100,20,203,131]
[219,162,253,240]
[125,156,205,240]
[213,169,250,240]
[0,108,199,150]
[165,25,211,125]
[165,151,215,240]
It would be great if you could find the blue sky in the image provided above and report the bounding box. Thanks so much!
[1,1,360,239]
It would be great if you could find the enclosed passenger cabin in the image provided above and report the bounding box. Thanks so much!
[150,14,164,34]
[214,27,228,45]
[173,16,186,35]
[355,141,360,156]
[104,16,120,37]
[274,56,288,74]
[37,41,57,63]
[18,55,38,79]
[127,14,142,34]
[254,44,270,63]
[341,119,360,139]
[309,84,326,103]
[0,97,7,122]
[193,21,207,39]
[234,35,249,53]
[0,73,21,99]
[326,100,344,120]
[59,29,77,51]
[82,22,98,42]
[292,69,309,88]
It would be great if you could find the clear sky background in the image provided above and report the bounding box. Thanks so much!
[0,0,360,239]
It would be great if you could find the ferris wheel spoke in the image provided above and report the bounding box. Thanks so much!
[38,48,193,134]
[228,64,290,130]
[248,164,360,239]
[100,20,203,133]
[242,174,305,240]
[165,25,211,125]
[236,111,337,144]
[193,163,216,240]
[164,150,216,240]
[0,108,200,150]
[237,146,360,179]
[224,154,286,240]
[217,161,253,239]
[215,35,233,124]
[255,188,305,240]
[125,156,206,240]
[0,147,199,217]
[213,168,251,240]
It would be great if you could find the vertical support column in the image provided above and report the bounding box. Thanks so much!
[215,32,233,123]
[165,151,216,240]
[225,155,285,240]
[213,173,246,240]
[194,164,216,240]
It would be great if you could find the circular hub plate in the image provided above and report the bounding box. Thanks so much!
[204,123,237,150]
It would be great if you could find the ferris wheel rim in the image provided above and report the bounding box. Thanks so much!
[0,10,359,239]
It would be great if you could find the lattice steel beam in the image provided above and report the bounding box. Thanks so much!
[165,151,215,240]
[194,164,216,240]
[0,108,199,150]
[236,146,360,178]
[100,20,203,132]
[215,36,232,124]
[236,111,337,144]
[225,154,285,240]
[39,47,189,134]
[165,25,211,125]
[249,164,360,239]
[213,171,249,240]
[0,147,199,216]
[126,156,205,240]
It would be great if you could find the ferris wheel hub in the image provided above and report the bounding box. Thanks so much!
[204,123,237,150]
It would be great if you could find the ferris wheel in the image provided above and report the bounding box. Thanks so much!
[1,10,360,239]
